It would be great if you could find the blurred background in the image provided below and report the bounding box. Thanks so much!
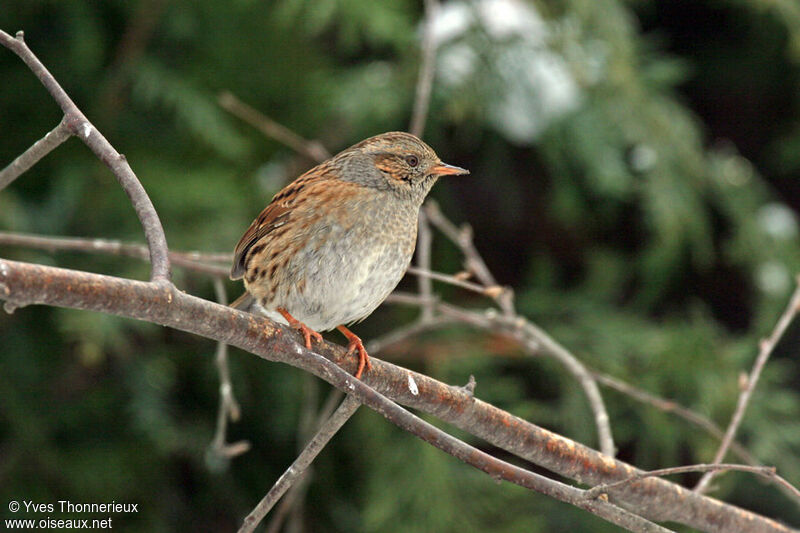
[2,0,800,531]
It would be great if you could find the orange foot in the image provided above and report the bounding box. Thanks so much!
[337,325,373,379]
[277,307,323,349]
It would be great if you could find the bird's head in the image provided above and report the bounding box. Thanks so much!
[338,131,469,204]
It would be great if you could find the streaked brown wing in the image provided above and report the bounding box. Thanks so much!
[230,162,337,280]
[230,203,291,279]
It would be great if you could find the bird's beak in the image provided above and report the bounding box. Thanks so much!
[430,162,469,176]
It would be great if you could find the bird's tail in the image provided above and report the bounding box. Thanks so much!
[230,292,256,311]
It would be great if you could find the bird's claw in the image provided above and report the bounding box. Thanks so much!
[338,325,372,379]
[278,307,323,350]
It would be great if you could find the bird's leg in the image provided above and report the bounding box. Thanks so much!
[336,325,372,379]
[277,307,323,349]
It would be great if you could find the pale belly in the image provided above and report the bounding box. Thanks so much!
[257,218,416,331]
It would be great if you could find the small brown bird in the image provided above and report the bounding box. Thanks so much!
[230,132,468,378]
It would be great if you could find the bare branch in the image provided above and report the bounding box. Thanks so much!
[407,264,508,300]
[218,91,330,163]
[409,0,440,138]
[0,229,638,461]
[0,231,227,276]
[4,22,795,533]
[409,0,441,327]
[1,259,793,533]
[367,315,455,354]
[425,200,515,315]
[516,319,615,455]
[0,117,71,189]
[21,219,767,492]
[695,278,800,493]
[0,30,171,281]
[593,371,760,466]
[0,230,493,304]
[415,211,436,321]
[239,395,361,533]
[265,388,343,533]
[208,278,250,461]
[383,290,439,307]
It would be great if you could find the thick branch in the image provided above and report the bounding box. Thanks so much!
[370,296,788,499]
[0,259,792,533]
[0,228,612,457]
[0,30,171,281]
[0,259,669,533]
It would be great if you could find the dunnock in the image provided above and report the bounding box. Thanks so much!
[230,131,468,378]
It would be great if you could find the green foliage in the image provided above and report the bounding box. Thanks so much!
[131,60,253,161]
[2,0,800,531]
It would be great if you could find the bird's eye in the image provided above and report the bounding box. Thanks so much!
[405,155,419,167]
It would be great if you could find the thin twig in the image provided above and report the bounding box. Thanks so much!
[383,290,439,307]
[0,117,72,190]
[409,0,440,138]
[596,374,800,505]
[407,265,506,300]
[366,315,455,354]
[238,395,362,533]
[431,301,616,457]
[218,91,330,163]
[265,472,311,533]
[273,374,319,532]
[0,231,228,276]
[593,371,760,466]
[695,278,800,493]
[410,0,440,324]
[587,464,784,501]
[0,30,171,281]
[0,231,498,298]
[425,201,515,315]
[381,292,755,464]
[265,387,344,533]
[208,278,250,460]
[416,211,436,321]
